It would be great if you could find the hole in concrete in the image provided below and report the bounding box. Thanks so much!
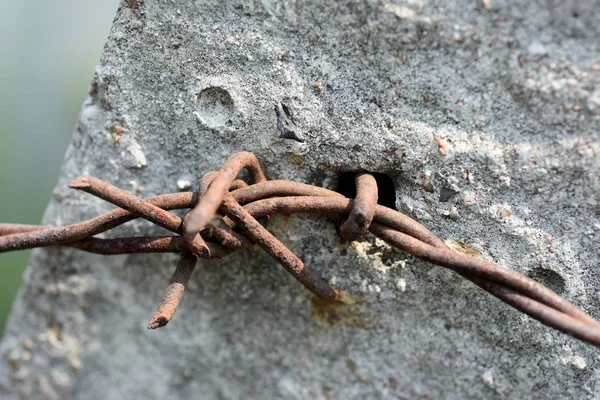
[527,267,566,295]
[336,172,396,209]
[197,87,234,127]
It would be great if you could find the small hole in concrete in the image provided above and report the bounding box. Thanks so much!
[336,172,396,209]
[527,267,566,295]
[197,87,234,127]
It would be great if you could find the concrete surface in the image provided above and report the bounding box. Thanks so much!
[1,0,599,399]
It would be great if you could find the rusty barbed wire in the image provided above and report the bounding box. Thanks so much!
[1,152,599,347]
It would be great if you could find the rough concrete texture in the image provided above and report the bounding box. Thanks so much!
[1,0,599,398]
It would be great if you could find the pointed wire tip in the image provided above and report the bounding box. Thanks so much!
[182,213,205,237]
[69,177,92,189]
[147,316,168,330]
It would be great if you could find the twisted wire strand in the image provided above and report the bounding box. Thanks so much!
[0,152,598,346]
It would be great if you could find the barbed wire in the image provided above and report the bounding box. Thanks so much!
[1,152,598,347]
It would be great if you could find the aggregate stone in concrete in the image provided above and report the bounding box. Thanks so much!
[1,1,599,399]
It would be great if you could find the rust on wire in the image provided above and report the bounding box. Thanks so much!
[339,173,378,242]
[148,252,198,329]
[0,152,599,348]
[220,192,339,301]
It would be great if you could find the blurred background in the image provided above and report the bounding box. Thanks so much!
[0,1,119,334]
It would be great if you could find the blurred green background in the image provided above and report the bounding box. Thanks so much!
[0,1,119,335]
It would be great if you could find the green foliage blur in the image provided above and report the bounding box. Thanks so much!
[0,1,118,335]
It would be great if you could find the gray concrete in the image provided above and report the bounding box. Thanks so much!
[1,1,599,398]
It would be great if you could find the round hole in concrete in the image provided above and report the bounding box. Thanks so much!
[197,87,234,127]
[527,267,566,295]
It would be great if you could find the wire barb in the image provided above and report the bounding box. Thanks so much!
[339,173,378,241]
[148,252,198,329]
[0,152,599,348]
